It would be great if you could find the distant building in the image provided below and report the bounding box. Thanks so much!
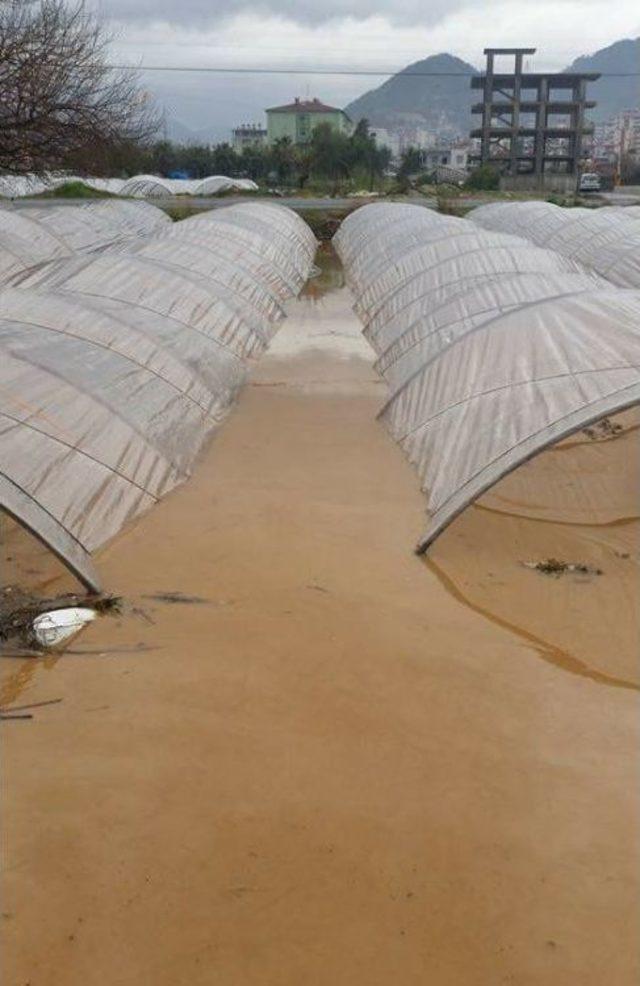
[413,128,437,150]
[590,119,619,164]
[232,124,267,151]
[421,142,471,181]
[470,47,600,191]
[369,127,401,158]
[615,109,640,159]
[266,98,352,144]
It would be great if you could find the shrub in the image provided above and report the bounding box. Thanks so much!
[465,165,500,191]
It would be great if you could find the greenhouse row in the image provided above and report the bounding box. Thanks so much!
[334,202,640,551]
[0,200,170,281]
[0,202,316,590]
[470,201,640,289]
[0,173,259,199]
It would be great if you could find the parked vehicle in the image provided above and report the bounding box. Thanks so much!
[578,172,602,193]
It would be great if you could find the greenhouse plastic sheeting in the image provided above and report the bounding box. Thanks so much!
[0,200,169,281]
[0,203,316,590]
[0,209,72,282]
[334,203,640,551]
[119,175,259,197]
[156,203,315,294]
[470,201,640,288]
[23,199,170,251]
[0,173,258,198]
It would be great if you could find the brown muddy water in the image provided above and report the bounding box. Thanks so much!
[1,245,639,985]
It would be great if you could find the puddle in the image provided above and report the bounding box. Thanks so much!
[422,409,640,689]
[300,244,345,299]
[264,244,375,364]
[424,555,638,691]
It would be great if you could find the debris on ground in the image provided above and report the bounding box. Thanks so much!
[522,558,603,577]
[3,698,63,712]
[33,607,96,647]
[0,586,121,653]
[0,698,63,723]
[143,591,211,604]
[582,417,624,440]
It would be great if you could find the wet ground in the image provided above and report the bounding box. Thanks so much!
[1,246,639,985]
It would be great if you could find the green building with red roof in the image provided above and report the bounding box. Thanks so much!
[266,97,353,144]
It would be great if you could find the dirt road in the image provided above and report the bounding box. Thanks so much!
[2,248,638,985]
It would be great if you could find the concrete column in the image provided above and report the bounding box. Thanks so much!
[572,79,586,175]
[481,52,494,165]
[509,52,523,175]
[534,76,548,186]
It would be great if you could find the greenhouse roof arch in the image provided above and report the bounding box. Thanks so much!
[0,200,169,283]
[0,203,316,590]
[470,201,640,288]
[334,203,640,552]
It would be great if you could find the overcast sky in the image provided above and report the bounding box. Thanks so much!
[92,0,639,135]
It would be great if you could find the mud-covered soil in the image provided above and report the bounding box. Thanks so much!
[1,247,638,986]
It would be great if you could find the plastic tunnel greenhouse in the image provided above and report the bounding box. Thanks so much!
[0,200,170,282]
[119,175,259,198]
[0,202,316,591]
[333,202,640,552]
[0,173,259,199]
[470,202,640,288]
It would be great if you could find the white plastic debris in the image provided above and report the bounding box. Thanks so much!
[32,607,96,648]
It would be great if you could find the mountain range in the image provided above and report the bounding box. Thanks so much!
[160,37,639,145]
[345,53,479,133]
[565,38,639,121]
[345,38,639,133]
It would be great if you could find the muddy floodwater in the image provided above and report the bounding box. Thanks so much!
[2,246,639,985]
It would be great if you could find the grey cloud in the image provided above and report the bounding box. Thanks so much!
[97,0,472,28]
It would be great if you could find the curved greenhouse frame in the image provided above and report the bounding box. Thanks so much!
[0,200,169,282]
[119,175,260,197]
[0,172,260,199]
[0,209,73,282]
[21,199,170,252]
[0,203,316,590]
[470,201,640,288]
[334,203,640,551]
[119,175,195,197]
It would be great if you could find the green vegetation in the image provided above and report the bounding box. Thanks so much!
[163,203,201,222]
[546,192,581,208]
[437,198,472,217]
[32,180,116,199]
[296,207,360,240]
[465,164,500,191]
[111,120,392,196]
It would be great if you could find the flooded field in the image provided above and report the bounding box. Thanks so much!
[2,246,639,985]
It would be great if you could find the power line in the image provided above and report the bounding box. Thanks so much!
[110,64,640,77]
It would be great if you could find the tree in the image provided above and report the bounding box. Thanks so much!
[465,164,500,190]
[310,123,352,190]
[398,146,423,179]
[269,136,296,185]
[293,144,313,190]
[239,144,270,182]
[211,142,239,175]
[0,0,160,175]
[349,118,391,190]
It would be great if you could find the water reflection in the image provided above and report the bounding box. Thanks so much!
[300,244,345,302]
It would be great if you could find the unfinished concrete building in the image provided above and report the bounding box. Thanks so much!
[470,48,600,190]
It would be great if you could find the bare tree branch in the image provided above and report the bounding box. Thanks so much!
[0,0,161,175]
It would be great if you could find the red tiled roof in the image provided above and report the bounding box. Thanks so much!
[266,98,347,115]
